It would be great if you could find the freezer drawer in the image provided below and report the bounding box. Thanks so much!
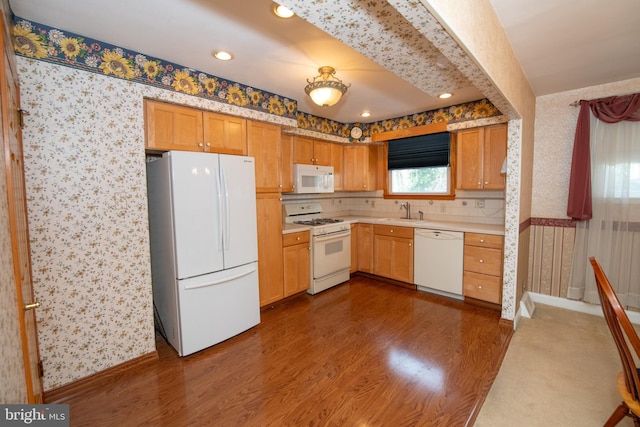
[171,262,260,356]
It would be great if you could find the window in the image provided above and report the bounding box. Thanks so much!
[387,131,452,196]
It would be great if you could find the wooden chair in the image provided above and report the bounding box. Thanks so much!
[590,257,640,426]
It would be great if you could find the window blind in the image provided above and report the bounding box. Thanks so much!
[387,131,450,170]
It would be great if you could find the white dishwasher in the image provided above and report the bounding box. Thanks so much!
[414,229,464,299]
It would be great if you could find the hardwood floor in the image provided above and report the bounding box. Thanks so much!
[54,275,513,426]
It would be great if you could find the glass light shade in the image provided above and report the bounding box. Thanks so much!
[308,86,344,107]
[305,66,349,107]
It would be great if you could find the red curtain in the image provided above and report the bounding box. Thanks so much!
[567,93,640,220]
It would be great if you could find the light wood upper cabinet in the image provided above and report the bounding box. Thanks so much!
[293,136,332,165]
[331,142,344,191]
[280,134,294,193]
[343,145,378,191]
[145,100,204,151]
[144,99,248,155]
[483,125,508,190]
[456,123,507,190]
[247,120,282,193]
[202,112,247,155]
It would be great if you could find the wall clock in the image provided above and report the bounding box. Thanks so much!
[350,125,363,141]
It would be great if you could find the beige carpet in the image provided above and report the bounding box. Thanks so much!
[475,303,634,427]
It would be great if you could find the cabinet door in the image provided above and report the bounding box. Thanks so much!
[202,112,247,155]
[247,121,282,193]
[313,140,332,165]
[373,235,414,283]
[350,224,358,273]
[373,234,393,278]
[280,134,294,192]
[456,128,482,190]
[283,242,310,296]
[331,142,344,191]
[145,100,203,151]
[344,145,376,191]
[483,124,507,190]
[357,223,374,273]
[293,136,315,164]
[256,193,284,306]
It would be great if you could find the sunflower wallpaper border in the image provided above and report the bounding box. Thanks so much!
[12,18,501,140]
[12,18,298,120]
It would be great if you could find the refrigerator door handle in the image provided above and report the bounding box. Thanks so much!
[183,267,257,290]
[215,163,224,252]
[221,166,231,250]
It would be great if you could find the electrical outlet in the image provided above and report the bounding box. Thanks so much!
[440,203,446,213]
[475,199,485,208]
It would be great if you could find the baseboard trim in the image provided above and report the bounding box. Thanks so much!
[528,292,640,325]
[44,350,159,403]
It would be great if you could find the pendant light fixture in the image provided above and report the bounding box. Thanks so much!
[304,66,350,107]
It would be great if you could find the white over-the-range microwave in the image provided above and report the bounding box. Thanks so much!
[292,163,334,194]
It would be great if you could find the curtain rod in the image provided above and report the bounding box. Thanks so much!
[570,100,581,107]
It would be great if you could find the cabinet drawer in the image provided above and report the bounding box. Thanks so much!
[373,224,413,239]
[283,231,310,247]
[463,271,501,304]
[465,233,503,249]
[464,245,502,276]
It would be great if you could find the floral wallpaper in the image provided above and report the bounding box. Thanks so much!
[18,57,157,391]
[12,19,298,121]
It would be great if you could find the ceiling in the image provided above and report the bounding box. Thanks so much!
[8,0,640,124]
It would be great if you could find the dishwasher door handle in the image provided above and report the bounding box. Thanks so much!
[415,229,462,240]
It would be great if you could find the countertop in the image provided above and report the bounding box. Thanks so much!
[283,216,505,236]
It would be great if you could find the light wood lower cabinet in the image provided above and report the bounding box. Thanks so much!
[357,223,374,273]
[463,233,503,304]
[373,225,414,283]
[256,193,284,307]
[350,224,358,274]
[283,231,310,297]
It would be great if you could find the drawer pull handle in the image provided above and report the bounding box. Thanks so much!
[478,285,483,290]
[296,237,301,240]
[480,239,485,243]
[479,259,484,263]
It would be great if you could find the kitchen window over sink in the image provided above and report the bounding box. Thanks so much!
[387,131,453,197]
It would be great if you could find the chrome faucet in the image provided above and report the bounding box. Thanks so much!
[401,202,411,219]
[418,210,424,220]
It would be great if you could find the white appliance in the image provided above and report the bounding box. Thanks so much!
[146,151,260,356]
[414,229,464,299]
[284,203,350,294]
[292,164,334,193]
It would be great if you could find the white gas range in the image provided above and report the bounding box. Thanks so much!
[284,203,351,295]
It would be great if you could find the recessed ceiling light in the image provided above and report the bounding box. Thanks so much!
[438,92,453,99]
[212,50,233,61]
[273,4,294,18]
[360,111,371,118]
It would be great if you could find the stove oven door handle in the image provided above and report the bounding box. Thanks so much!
[313,230,351,243]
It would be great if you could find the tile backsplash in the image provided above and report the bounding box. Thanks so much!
[283,190,505,225]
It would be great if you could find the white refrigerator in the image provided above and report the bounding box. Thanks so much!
[146,151,260,356]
